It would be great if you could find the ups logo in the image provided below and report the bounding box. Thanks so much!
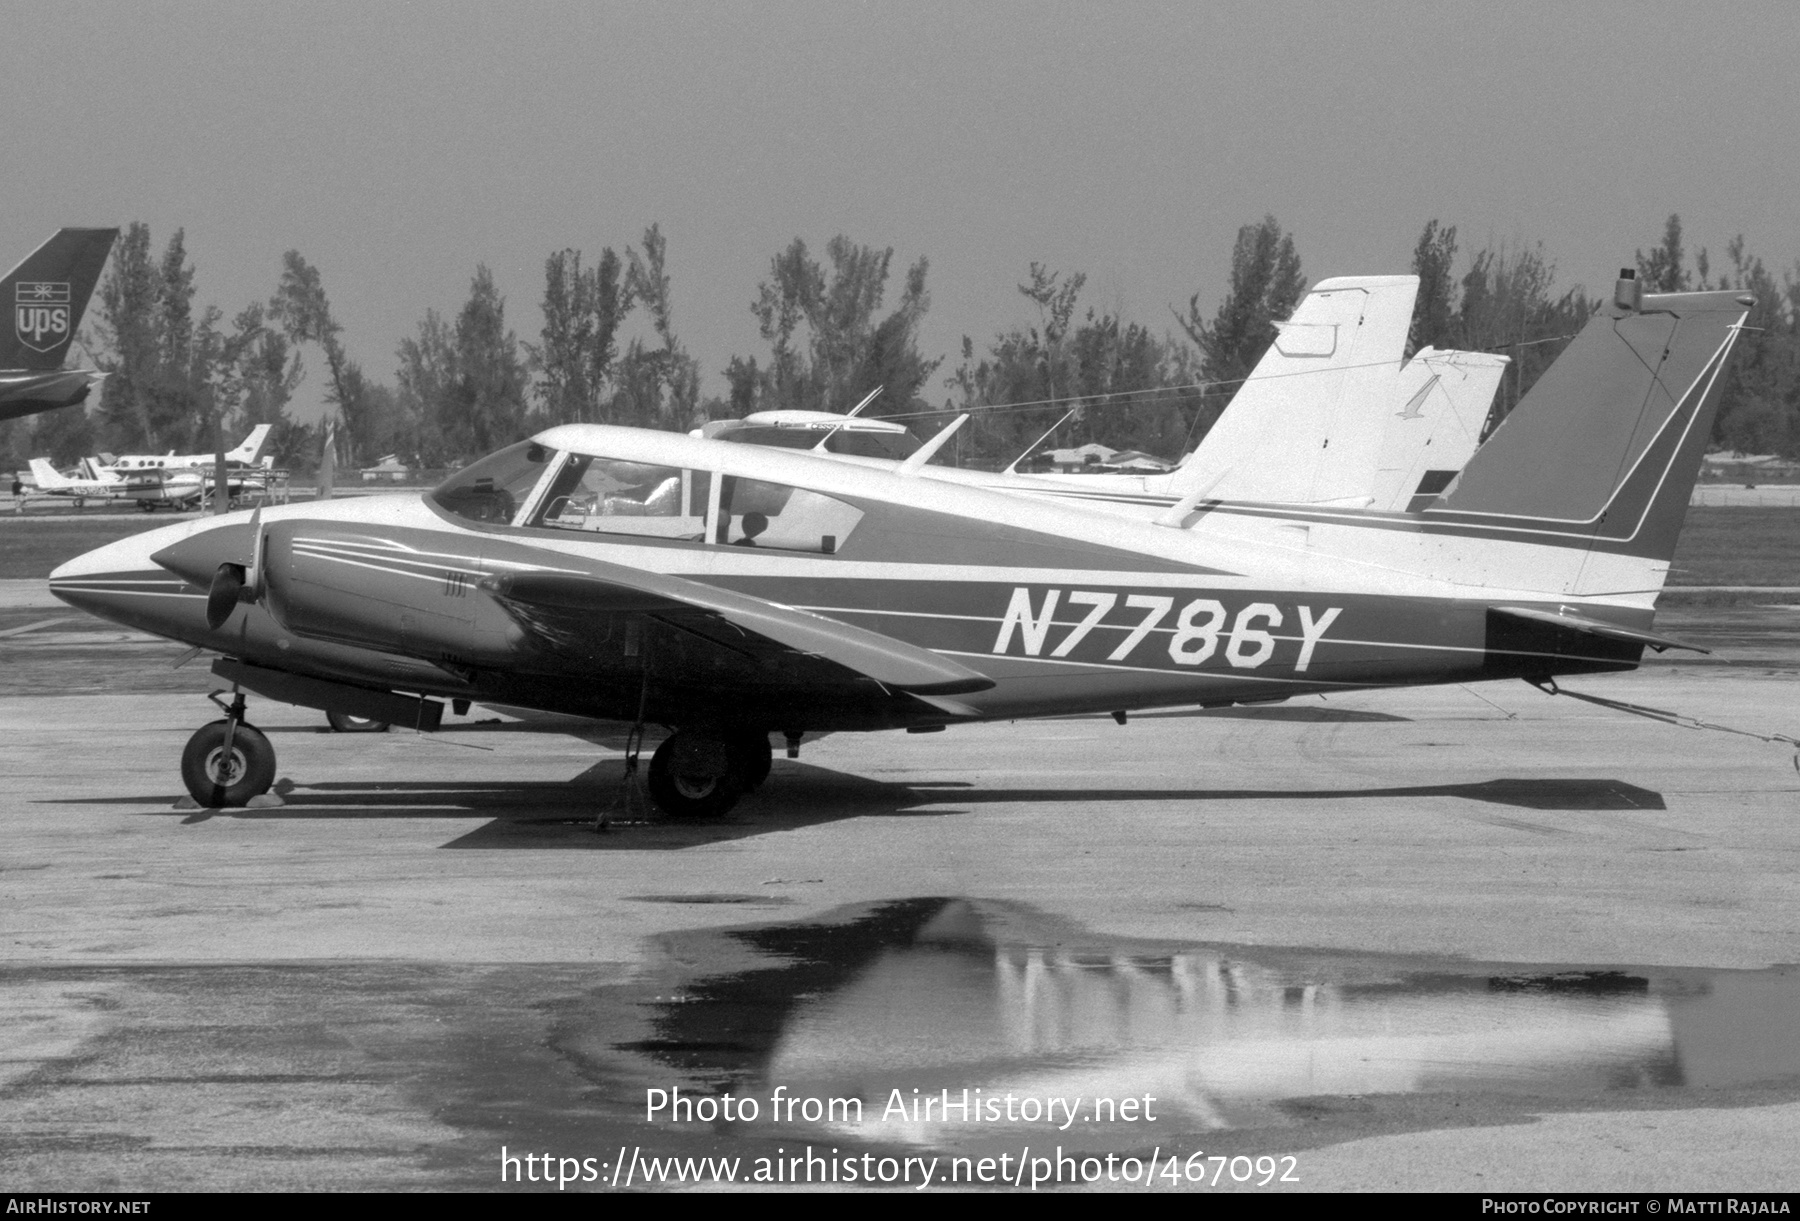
[16,282,71,352]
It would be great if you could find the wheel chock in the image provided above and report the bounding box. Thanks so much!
[171,794,285,810]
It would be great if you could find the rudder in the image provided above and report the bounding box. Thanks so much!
[1433,274,1751,565]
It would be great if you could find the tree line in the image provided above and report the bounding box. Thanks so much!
[6,212,1797,476]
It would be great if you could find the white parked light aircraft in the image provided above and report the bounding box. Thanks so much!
[28,457,206,509]
[714,276,1508,520]
[31,425,277,511]
[703,408,921,460]
[96,423,274,476]
[50,271,1749,819]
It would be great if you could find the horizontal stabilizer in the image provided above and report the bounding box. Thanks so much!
[1491,605,1708,654]
[483,567,996,694]
[0,368,99,424]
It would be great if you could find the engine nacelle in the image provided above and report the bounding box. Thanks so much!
[259,522,526,667]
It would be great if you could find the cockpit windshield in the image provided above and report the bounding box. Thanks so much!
[432,439,866,554]
[429,440,555,524]
[531,455,710,540]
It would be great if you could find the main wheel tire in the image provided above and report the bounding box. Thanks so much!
[326,711,390,733]
[727,730,773,791]
[646,730,742,820]
[180,720,277,807]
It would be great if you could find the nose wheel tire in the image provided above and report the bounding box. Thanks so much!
[326,711,390,733]
[180,719,277,807]
[647,730,743,820]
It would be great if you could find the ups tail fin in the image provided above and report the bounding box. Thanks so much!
[1170,275,1417,503]
[0,229,119,371]
[1433,277,1751,566]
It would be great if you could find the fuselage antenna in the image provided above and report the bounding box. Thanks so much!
[1002,407,1077,475]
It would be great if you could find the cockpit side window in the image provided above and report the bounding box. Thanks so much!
[429,440,555,525]
[528,455,711,541]
[515,448,864,554]
[716,476,863,553]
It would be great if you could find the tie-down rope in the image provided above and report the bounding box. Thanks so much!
[1529,677,1800,770]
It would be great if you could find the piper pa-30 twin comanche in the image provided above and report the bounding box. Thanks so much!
[50,272,1749,817]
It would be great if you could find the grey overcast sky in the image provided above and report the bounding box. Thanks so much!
[4,1,1798,421]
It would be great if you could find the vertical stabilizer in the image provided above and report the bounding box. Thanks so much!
[1170,276,1417,503]
[1432,277,1751,567]
[28,458,71,490]
[1,229,119,371]
[1369,348,1508,513]
[229,424,275,465]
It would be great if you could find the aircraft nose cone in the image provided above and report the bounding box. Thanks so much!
[148,521,256,588]
[46,517,243,629]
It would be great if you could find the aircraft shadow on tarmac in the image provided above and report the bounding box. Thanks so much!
[44,762,1664,849]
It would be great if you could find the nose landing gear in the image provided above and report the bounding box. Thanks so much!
[179,691,279,808]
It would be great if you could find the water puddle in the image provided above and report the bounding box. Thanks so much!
[577,897,1800,1149]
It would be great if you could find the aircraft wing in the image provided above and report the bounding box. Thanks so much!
[481,565,996,695]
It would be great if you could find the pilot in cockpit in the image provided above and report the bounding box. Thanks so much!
[600,462,681,517]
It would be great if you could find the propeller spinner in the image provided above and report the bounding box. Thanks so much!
[203,507,264,629]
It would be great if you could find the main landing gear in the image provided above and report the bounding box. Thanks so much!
[179,691,278,808]
[643,728,776,820]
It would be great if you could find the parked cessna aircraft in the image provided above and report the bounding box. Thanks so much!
[49,272,1748,818]
[29,425,276,511]
[28,457,206,510]
[0,228,118,422]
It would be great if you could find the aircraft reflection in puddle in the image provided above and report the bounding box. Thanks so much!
[626,899,1799,1146]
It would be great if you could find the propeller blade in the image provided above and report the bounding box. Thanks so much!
[246,506,263,596]
[206,563,245,629]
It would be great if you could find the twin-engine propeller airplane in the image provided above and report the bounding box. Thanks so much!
[49,272,1750,818]
[1,228,118,423]
[96,423,275,477]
